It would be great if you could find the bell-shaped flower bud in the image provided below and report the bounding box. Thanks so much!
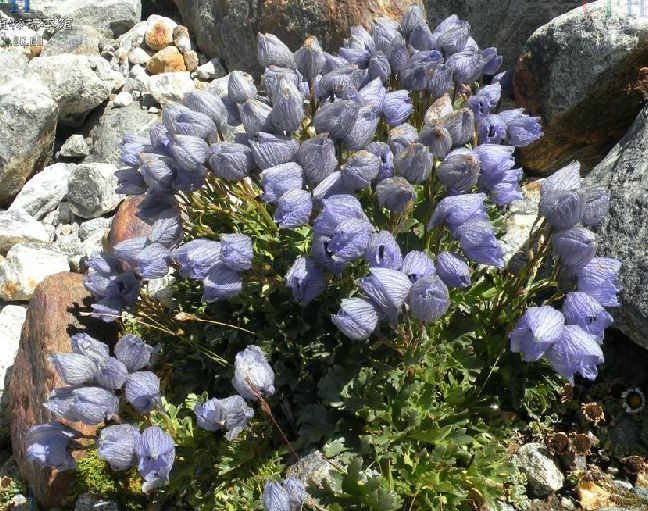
[383,90,413,127]
[167,134,209,173]
[409,23,436,51]
[115,334,155,373]
[428,193,488,232]
[357,78,387,111]
[332,297,379,340]
[482,47,503,76]
[436,148,480,193]
[260,162,304,204]
[474,144,515,188]
[433,14,470,55]
[295,35,325,80]
[116,167,147,196]
[509,306,565,361]
[172,239,222,279]
[419,124,452,159]
[119,134,151,168]
[70,333,109,364]
[49,353,97,386]
[372,17,401,53]
[499,108,543,147]
[358,267,412,324]
[539,191,583,230]
[125,371,161,413]
[95,357,129,390]
[401,4,426,37]
[368,51,391,82]
[366,141,394,182]
[408,275,450,322]
[135,426,176,493]
[546,325,603,382]
[576,257,622,308]
[454,220,504,268]
[270,76,305,133]
[202,263,243,303]
[434,252,471,288]
[341,150,381,190]
[376,176,416,212]
[395,142,433,184]
[562,292,613,343]
[313,100,359,140]
[250,132,299,170]
[446,49,486,84]
[552,226,597,273]
[312,171,351,203]
[311,233,346,275]
[258,33,294,69]
[364,231,403,270]
[388,123,418,155]
[194,395,254,440]
[477,113,507,145]
[228,70,257,104]
[137,242,172,279]
[540,161,581,199]
[68,386,120,425]
[162,104,217,140]
[275,189,313,228]
[402,251,435,283]
[313,194,369,236]
[297,133,338,185]
[183,90,228,128]
[488,167,524,205]
[232,345,276,400]
[98,424,140,471]
[285,256,326,305]
[240,99,273,136]
[343,105,380,150]
[263,66,302,103]
[283,478,306,511]
[209,142,254,182]
[220,233,253,272]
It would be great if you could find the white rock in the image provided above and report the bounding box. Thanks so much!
[0,47,28,86]
[0,209,54,254]
[0,305,27,396]
[205,75,230,97]
[59,135,91,158]
[0,243,69,301]
[514,442,565,498]
[27,54,114,126]
[149,71,195,104]
[9,163,74,220]
[196,58,226,81]
[175,35,191,53]
[74,493,119,511]
[146,14,177,33]
[113,90,134,107]
[78,217,112,241]
[67,163,123,218]
[128,47,151,65]
[118,20,147,53]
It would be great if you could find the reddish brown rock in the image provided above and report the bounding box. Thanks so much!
[7,272,118,508]
[146,45,187,75]
[108,195,152,249]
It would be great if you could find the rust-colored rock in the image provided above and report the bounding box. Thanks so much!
[146,45,187,75]
[145,19,173,51]
[172,0,418,76]
[108,195,152,249]
[513,3,648,174]
[7,272,119,508]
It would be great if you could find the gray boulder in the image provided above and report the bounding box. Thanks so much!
[0,209,54,255]
[9,163,74,220]
[85,102,158,165]
[586,104,648,350]
[0,77,58,208]
[67,163,123,218]
[28,54,115,127]
[26,0,142,37]
[0,47,28,86]
[514,1,648,174]
[514,442,565,498]
[40,24,105,56]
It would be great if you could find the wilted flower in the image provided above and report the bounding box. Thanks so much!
[295,35,325,80]
[172,239,222,279]
[61,386,119,425]
[453,220,504,268]
[364,231,403,270]
[125,371,161,414]
[357,78,387,110]
[408,275,450,322]
[183,90,228,128]
[313,100,359,140]
[220,233,253,272]
[576,257,622,308]
[341,150,381,190]
[70,333,109,364]
[260,162,304,204]
[275,189,313,228]
[429,193,488,232]
[376,177,416,212]
[329,218,374,263]
[435,252,471,288]
[357,267,412,324]
[135,426,176,493]
[97,424,140,471]
[167,135,209,174]
[561,292,613,343]
[436,148,480,192]
[251,132,300,170]
[232,345,276,401]
[115,334,155,373]
[285,256,326,305]
[194,395,254,440]
[94,357,129,390]
[296,133,338,185]
[162,104,217,141]
[332,297,380,340]
[552,227,597,273]
[258,33,294,69]
[344,105,380,150]
[383,90,413,126]
[202,263,243,302]
[25,422,79,471]
[419,124,452,158]
[443,108,474,146]
[545,325,603,382]
[509,306,565,362]
[228,70,257,104]
[388,123,418,155]
[49,353,97,386]
[395,142,433,184]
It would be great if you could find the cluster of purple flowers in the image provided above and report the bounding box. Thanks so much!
[510,162,619,381]
[25,333,175,492]
[262,477,307,511]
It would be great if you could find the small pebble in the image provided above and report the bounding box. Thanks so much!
[113,91,134,108]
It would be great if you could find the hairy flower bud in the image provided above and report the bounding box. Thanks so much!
[436,148,480,192]
[402,251,436,283]
[434,252,471,288]
[258,33,294,69]
[228,70,257,104]
[115,334,155,373]
[552,226,597,273]
[220,233,253,272]
[295,35,325,80]
[358,267,412,324]
[395,142,433,184]
[274,189,313,228]
[270,77,305,133]
[250,132,299,170]
[125,371,161,413]
[240,99,273,136]
[232,345,276,400]
[388,123,418,155]
[376,177,416,212]
[285,256,326,305]
[332,297,379,340]
[209,142,254,182]
[419,124,452,159]
[429,193,488,232]
[260,162,304,204]
[341,150,381,190]
[408,275,450,322]
[297,133,338,185]
[194,395,254,440]
[382,90,413,126]
[98,424,139,471]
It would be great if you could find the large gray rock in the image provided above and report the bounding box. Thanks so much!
[514,1,648,174]
[40,24,105,56]
[0,209,54,255]
[28,54,115,127]
[586,104,648,350]
[9,163,74,220]
[0,305,27,401]
[26,0,142,37]
[0,47,28,85]
[85,102,158,165]
[0,77,58,208]
[514,442,565,498]
[67,163,123,218]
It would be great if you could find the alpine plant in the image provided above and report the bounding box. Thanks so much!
[26,5,620,508]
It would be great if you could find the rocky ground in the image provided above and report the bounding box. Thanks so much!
[0,0,647,509]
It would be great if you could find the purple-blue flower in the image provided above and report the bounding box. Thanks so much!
[232,345,276,401]
[296,133,338,185]
[125,371,161,413]
[419,124,452,159]
[194,395,254,440]
[275,189,313,228]
[344,105,380,150]
[115,334,155,373]
[499,108,543,147]
[220,233,253,272]
[435,252,471,288]
[173,239,222,279]
[49,353,97,386]
[202,263,243,303]
[313,100,359,140]
[401,251,436,283]
[428,193,488,232]
[552,227,597,273]
[545,325,603,382]
[183,90,228,129]
[366,141,395,182]
[388,123,418,155]
[311,233,347,276]
[579,187,610,226]
[97,424,140,471]
[474,144,515,189]
[70,333,109,364]
[408,275,450,322]
[313,194,369,236]
[258,33,294,69]
[357,267,412,324]
[395,142,433,185]
[509,306,565,362]
[453,220,504,268]
[209,142,254,182]
[295,35,325,80]
[443,108,474,146]
[383,90,413,126]
[436,148,481,193]
[332,297,380,340]
[576,257,622,308]
[94,357,129,390]
[250,132,299,170]
[561,292,613,343]
[228,70,257,104]
[134,426,176,492]
[260,162,304,204]
[262,481,291,511]
[341,150,381,190]
[162,104,217,141]
[364,231,403,270]
[25,422,79,471]
[329,218,374,263]
[375,177,416,213]
[285,256,326,305]
[270,77,305,133]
